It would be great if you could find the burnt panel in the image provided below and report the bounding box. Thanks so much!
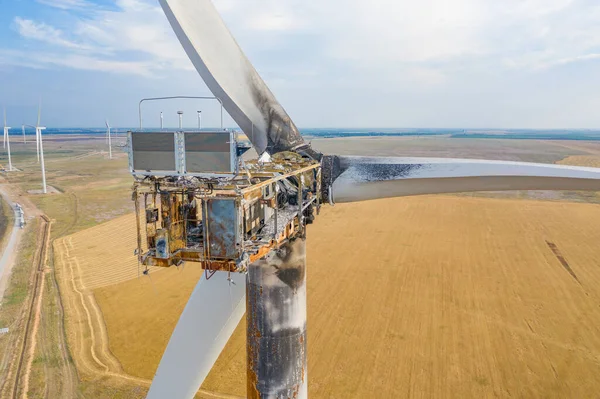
[206,199,240,259]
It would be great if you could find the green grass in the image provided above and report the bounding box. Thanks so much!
[0,195,13,251]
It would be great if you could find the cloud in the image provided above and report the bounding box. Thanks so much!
[4,0,600,125]
[36,0,92,10]
[14,17,89,50]
[7,0,191,77]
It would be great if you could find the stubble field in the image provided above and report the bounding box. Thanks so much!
[56,194,600,398]
[6,135,600,398]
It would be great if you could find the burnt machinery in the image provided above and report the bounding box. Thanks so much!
[130,129,320,272]
[130,102,320,398]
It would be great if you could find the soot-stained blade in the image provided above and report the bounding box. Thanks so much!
[325,156,600,203]
[159,0,307,156]
[146,271,245,399]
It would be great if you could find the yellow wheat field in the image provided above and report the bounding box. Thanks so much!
[57,195,600,398]
[558,155,600,168]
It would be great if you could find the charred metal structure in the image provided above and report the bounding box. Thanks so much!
[129,118,318,397]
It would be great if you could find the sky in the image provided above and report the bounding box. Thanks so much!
[0,0,600,129]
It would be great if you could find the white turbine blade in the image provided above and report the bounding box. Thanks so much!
[158,0,305,155]
[37,102,41,127]
[331,156,600,203]
[147,270,246,399]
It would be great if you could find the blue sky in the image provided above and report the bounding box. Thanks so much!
[0,0,600,129]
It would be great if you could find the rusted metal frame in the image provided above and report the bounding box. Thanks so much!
[240,163,319,197]
[201,197,212,275]
[297,175,304,237]
[315,167,322,215]
[133,189,143,263]
[181,191,187,250]
[273,182,278,241]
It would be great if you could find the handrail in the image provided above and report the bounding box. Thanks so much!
[138,96,224,130]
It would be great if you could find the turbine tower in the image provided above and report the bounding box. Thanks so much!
[130,1,600,398]
[35,103,47,193]
[35,103,43,163]
[197,110,202,130]
[105,119,112,159]
[3,108,12,172]
[22,124,26,144]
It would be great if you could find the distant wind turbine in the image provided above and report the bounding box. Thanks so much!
[105,119,112,159]
[36,102,47,193]
[3,107,12,172]
[22,123,26,144]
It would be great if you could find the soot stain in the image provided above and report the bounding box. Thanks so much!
[353,163,423,182]
[273,241,306,290]
[248,71,304,154]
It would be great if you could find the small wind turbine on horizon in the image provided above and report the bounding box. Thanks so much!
[3,107,13,172]
[22,123,26,144]
[105,119,112,159]
[36,102,47,193]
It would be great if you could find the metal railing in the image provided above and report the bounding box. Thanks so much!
[138,96,224,130]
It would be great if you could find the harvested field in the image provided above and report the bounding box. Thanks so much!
[55,213,159,290]
[69,195,600,398]
[558,155,600,168]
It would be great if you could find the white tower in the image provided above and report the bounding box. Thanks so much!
[197,110,202,130]
[36,103,47,193]
[177,111,183,130]
[3,108,12,172]
[105,119,112,159]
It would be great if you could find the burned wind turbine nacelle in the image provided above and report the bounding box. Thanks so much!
[128,111,319,398]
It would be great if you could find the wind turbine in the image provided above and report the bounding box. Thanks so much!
[160,111,164,130]
[22,123,26,144]
[35,103,47,193]
[105,119,112,159]
[197,110,202,130]
[3,107,12,172]
[144,1,600,398]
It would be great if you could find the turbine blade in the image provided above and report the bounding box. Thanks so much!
[146,271,245,399]
[37,101,42,126]
[329,156,600,203]
[158,0,306,155]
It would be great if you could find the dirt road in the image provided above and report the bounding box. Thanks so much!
[0,187,24,301]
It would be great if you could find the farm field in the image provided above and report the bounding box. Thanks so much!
[56,194,600,398]
[5,135,600,398]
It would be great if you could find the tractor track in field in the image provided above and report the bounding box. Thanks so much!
[56,234,241,399]
[9,215,50,399]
